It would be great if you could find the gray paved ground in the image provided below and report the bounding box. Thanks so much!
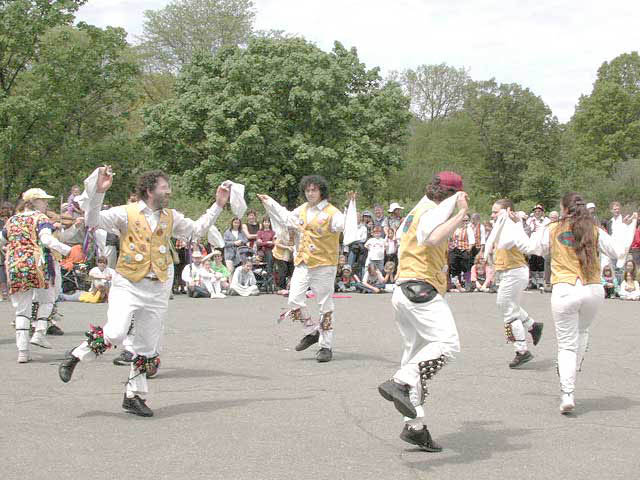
[1,290,639,480]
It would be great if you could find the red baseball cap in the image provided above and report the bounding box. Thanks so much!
[436,171,463,192]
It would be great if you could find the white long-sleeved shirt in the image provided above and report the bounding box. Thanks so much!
[84,194,222,242]
[264,198,346,233]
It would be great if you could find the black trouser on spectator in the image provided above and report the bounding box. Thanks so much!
[274,259,294,290]
[449,248,471,285]
[470,245,482,264]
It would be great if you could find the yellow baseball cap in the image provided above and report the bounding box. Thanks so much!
[22,188,55,201]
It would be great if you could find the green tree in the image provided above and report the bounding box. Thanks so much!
[138,0,255,73]
[464,80,561,207]
[572,51,640,173]
[142,37,412,208]
[0,23,141,201]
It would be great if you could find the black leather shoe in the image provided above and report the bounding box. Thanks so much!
[113,350,134,366]
[122,394,154,417]
[295,332,319,351]
[509,351,533,368]
[47,324,64,336]
[400,425,442,452]
[529,322,544,346]
[378,379,417,419]
[58,353,80,383]
[316,348,332,363]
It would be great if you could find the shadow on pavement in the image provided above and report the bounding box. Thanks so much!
[512,357,556,371]
[157,367,269,381]
[77,395,313,420]
[403,421,532,471]
[576,395,640,414]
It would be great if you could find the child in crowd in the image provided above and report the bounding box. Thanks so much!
[385,228,398,269]
[357,263,386,294]
[209,249,230,293]
[364,225,386,274]
[382,261,396,292]
[619,271,640,300]
[601,265,618,298]
[335,264,358,292]
[229,259,259,296]
[66,185,83,218]
[470,255,494,292]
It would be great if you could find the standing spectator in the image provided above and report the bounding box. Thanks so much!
[604,201,627,284]
[364,225,386,274]
[526,204,549,289]
[386,202,404,234]
[172,239,188,294]
[630,219,640,267]
[223,217,249,276]
[66,185,83,218]
[229,259,259,296]
[385,228,398,268]
[601,265,618,298]
[372,204,388,237]
[469,213,486,262]
[347,211,368,272]
[256,216,276,273]
[273,228,295,292]
[242,209,260,250]
[586,203,599,226]
[449,213,474,289]
[619,271,640,300]
[362,210,374,238]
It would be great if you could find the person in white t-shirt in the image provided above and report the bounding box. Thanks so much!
[88,256,114,295]
[364,225,386,274]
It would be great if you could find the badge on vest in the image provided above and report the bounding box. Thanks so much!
[159,245,167,254]
[134,253,144,262]
[129,243,136,251]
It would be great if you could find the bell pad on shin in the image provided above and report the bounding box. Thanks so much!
[504,323,516,343]
[320,311,333,331]
[133,355,160,374]
[419,355,446,400]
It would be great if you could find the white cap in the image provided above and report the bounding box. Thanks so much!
[22,188,54,201]
[388,202,404,213]
[586,202,596,209]
[191,250,203,258]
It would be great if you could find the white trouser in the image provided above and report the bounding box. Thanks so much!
[391,287,460,425]
[11,288,55,351]
[288,264,336,349]
[72,270,171,397]
[104,246,118,269]
[551,281,603,394]
[496,266,533,353]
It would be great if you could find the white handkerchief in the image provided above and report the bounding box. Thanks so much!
[342,199,358,245]
[207,225,225,248]
[223,181,247,218]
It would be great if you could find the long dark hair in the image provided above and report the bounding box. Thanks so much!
[559,192,597,275]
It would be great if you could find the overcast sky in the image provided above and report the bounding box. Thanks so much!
[76,0,640,123]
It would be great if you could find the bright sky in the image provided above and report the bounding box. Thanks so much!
[76,0,640,123]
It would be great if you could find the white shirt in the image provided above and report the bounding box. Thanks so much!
[89,266,115,291]
[265,198,345,232]
[365,237,386,261]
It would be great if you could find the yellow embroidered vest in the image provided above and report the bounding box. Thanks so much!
[294,203,341,268]
[493,247,527,272]
[549,223,600,285]
[115,204,174,282]
[396,199,448,295]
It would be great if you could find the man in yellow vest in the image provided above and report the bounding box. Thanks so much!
[490,199,544,368]
[58,166,230,417]
[377,171,467,452]
[258,175,350,363]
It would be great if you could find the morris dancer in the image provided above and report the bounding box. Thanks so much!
[377,172,467,452]
[487,199,543,368]
[58,166,229,417]
[258,176,353,363]
[514,193,633,414]
[1,189,71,362]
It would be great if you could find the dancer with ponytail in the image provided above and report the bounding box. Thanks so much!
[510,193,633,414]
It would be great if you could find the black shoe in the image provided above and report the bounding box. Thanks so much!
[529,322,544,346]
[400,425,442,452]
[47,324,64,336]
[122,394,154,417]
[58,353,80,383]
[295,332,319,351]
[509,351,533,368]
[378,379,417,419]
[113,350,134,366]
[316,348,332,363]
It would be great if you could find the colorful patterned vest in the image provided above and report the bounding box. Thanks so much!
[549,222,600,285]
[115,204,174,282]
[396,199,449,295]
[294,203,341,268]
[4,212,52,293]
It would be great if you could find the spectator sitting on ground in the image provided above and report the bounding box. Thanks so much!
[601,265,618,298]
[364,225,386,274]
[624,259,638,282]
[335,264,358,293]
[382,261,396,292]
[89,256,114,294]
[182,250,225,298]
[470,255,494,292]
[229,259,259,296]
[209,249,230,292]
[619,271,640,300]
[357,263,386,294]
